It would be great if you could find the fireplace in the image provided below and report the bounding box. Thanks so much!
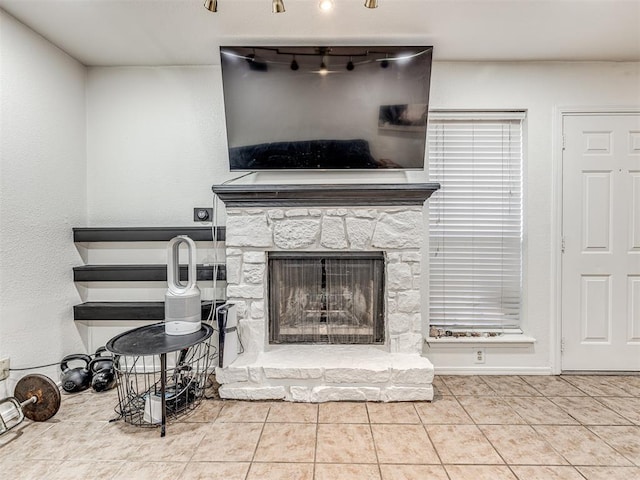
[268,252,385,345]
[212,183,440,402]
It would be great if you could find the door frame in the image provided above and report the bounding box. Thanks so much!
[552,106,640,373]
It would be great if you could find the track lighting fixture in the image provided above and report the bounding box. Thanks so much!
[207,0,381,14]
[380,55,389,68]
[319,59,328,75]
[245,51,268,71]
[346,57,354,71]
[204,0,217,12]
[290,56,299,71]
[272,0,285,13]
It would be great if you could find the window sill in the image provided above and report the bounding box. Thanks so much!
[425,334,536,347]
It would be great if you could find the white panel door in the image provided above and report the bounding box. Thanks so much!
[562,113,640,371]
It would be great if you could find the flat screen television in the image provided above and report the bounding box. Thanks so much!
[220,46,433,171]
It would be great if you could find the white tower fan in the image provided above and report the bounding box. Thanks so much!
[164,235,201,335]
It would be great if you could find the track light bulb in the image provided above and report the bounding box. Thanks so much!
[319,0,334,11]
[290,56,299,71]
[272,0,285,13]
[364,0,378,8]
[319,60,328,75]
[204,0,217,12]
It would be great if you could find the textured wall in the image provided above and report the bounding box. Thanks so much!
[85,61,640,373]
[2,15,640,386]
[0,10,87,391]
[86,66,229,226]
[426,61,640,373]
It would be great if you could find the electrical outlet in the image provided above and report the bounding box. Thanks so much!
[0,357,9,381]
[474,348,485,364]
[193,207,213,222]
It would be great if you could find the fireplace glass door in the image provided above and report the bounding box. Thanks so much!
[268,252,385,344]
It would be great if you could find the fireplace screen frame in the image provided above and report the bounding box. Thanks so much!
[268,251,385,345]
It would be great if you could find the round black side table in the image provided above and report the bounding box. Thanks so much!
[107,322,214,437]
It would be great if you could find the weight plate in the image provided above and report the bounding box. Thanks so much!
[14,374,61,422]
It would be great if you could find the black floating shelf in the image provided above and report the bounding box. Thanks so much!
[73,301,225,321]
[73,264,226,282]
[73,226,225,243]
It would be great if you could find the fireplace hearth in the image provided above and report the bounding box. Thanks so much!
[212,183,439,402]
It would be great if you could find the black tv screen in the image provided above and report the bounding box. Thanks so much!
[220,46,433,171]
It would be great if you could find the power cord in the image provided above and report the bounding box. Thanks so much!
[9,352,105,371]
[222,171,256,185]
[9,361,61,371]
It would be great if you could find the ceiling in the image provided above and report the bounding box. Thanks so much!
[1,0,639,66]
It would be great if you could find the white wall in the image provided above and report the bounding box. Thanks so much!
[0,10,87,394]
[86,66,229,226]
[86,65,429,228]
[427,61,640,373]
[0,11,636,406]
[3,17,639,384]
[86,61,640,374]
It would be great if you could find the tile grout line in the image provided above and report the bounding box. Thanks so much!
[363,402,384,479]
[417,407,451,480]
[528,385,586,468]
[243,403,271,480]
[453,381,579,470]
[181,404,221,465]
[312,405,319,480]
[592,395,638,425]
[584,424,640,467]
[550,395,634,426]
[458,387,514,473]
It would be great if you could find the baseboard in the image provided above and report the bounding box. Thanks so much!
[434,366,553,376]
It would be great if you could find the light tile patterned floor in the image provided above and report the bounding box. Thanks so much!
[1,375,639,479]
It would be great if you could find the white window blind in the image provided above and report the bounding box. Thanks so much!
[428,112,524,329]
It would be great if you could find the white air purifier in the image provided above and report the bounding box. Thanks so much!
[164,235,201,335]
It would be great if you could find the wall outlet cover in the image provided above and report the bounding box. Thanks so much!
[193,207,213,222]
[0,357,9,381]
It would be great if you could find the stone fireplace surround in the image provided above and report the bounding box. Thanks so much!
[212,183,440,402]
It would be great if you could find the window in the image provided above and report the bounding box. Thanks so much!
[428,112,524,330]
